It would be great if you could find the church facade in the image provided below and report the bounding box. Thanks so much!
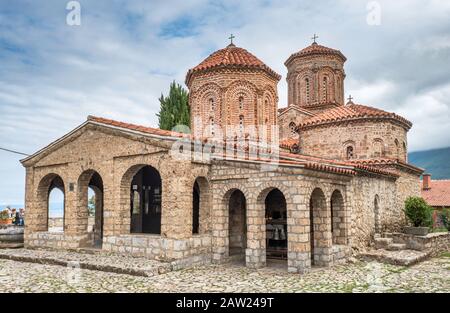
[20,39,422,273]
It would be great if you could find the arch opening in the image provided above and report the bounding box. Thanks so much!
[228,189,247,257]
[265,189,288,261]
[330,190,346,245]
[129,165,162,234]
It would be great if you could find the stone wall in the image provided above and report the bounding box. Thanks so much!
[187,69,279,142]
[349,174,398,253]
[388,232,450,257]
[278,107,313,141]
[299,120,408,162]
[102,234,212,268]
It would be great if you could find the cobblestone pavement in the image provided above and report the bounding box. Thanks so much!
[0,254,448,293]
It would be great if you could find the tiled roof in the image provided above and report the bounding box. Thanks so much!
[277,106,315,117]
[186,44,281,84]
[349,158,424,174]
[298,104,412,130]
[87,116,399,178]
[285,42,346,65]
[88,116,190,139]
[421,180,450,207]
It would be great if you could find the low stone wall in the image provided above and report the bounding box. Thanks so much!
[387,232,450,256]
[102,234,212,268]
[25,232,93,250]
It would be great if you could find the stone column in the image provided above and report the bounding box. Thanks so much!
[245,199,266,269]
[288,197,311,274]
[211,187,228,263]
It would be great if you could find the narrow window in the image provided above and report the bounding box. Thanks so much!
[305,78,310,104]
[322,77,328,101]
[239,115,244,134]
[209,98,214,111]
[346,146,354,160]
[239,96,244,110]
[210,117,215,136]
[289,122,297,137]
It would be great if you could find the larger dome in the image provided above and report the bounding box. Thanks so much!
[285,42,347,66]
[186,43,281,85]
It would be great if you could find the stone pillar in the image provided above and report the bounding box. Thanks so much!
[161,175,192,239]
[288,198,311,273]
[211,188,228,263]
[246,199,266,269]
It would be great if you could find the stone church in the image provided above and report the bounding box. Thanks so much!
[20,38,423,273]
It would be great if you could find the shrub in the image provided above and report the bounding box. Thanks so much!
[404,197,432,227]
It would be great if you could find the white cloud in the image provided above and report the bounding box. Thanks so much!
[0,0,449,203]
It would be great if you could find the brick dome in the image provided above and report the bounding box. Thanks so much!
[285,42,347,66]
[186,43,281,85]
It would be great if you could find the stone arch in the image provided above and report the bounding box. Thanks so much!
[35,173,65,232]
[374,194,381,234]
[297,71,313,105]
[258,187,288,262]
[330,189,346,245]
[318,68,335,103]
[192,176,210,235]
[225,188,247,258]
[309,187,332,266]
[77,169,104,246]
[191,82,222,138]
[120,164,162,235]
[372,138,385,158]
[343,140,356,160]
[225,81,257,129]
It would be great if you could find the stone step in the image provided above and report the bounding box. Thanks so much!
[359,249,431,266]
[374,237,393,249]
[386,243,407,251]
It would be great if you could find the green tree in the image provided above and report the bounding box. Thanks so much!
[157,81,190,132]
[88,195,95,217]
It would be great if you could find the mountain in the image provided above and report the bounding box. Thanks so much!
[409,147,450,179]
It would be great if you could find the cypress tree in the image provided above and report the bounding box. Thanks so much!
[157,81,190,132]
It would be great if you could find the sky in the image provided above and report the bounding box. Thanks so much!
[0,0,450,205]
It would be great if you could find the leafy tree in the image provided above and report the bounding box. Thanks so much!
[88,195,95,217]
[404,196,432,227]
[157,81,190,132]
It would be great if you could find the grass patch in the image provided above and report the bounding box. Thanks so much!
[440,252,450,258]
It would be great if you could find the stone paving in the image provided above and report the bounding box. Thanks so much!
[0,248,172,277]
[0,250,449,293]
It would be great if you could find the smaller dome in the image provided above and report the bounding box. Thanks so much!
[186,44,281,85]
[285,42,347,66]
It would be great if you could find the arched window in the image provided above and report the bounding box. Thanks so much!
[209,117,215,136]
[346,146,354,160]
[394,139,400,159]
[239,115,244,134]
[305,78,310,104]
[403,142,407,161]
[209,98,214,112]
[289,122,297,137]
[239,96,244,110]
[322,77,328,102]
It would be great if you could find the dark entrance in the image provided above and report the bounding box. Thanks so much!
[265,189,287,260]
[193,181,200,234]
[130,165,162,234]
[228,189,247,257]
[88,172,104,247]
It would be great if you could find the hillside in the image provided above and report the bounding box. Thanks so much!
[409,147,450,179]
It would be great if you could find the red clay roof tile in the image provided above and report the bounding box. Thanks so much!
[421,180,450,207]
[285,42,347,65]
[186,44,281,84]
[298,104,412,130]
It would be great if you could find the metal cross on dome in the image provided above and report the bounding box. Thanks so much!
[347,95,354,103]
[311,34,319,44]
[228,34,235,45]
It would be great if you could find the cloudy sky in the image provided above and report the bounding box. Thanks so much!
[1,0,449,205]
